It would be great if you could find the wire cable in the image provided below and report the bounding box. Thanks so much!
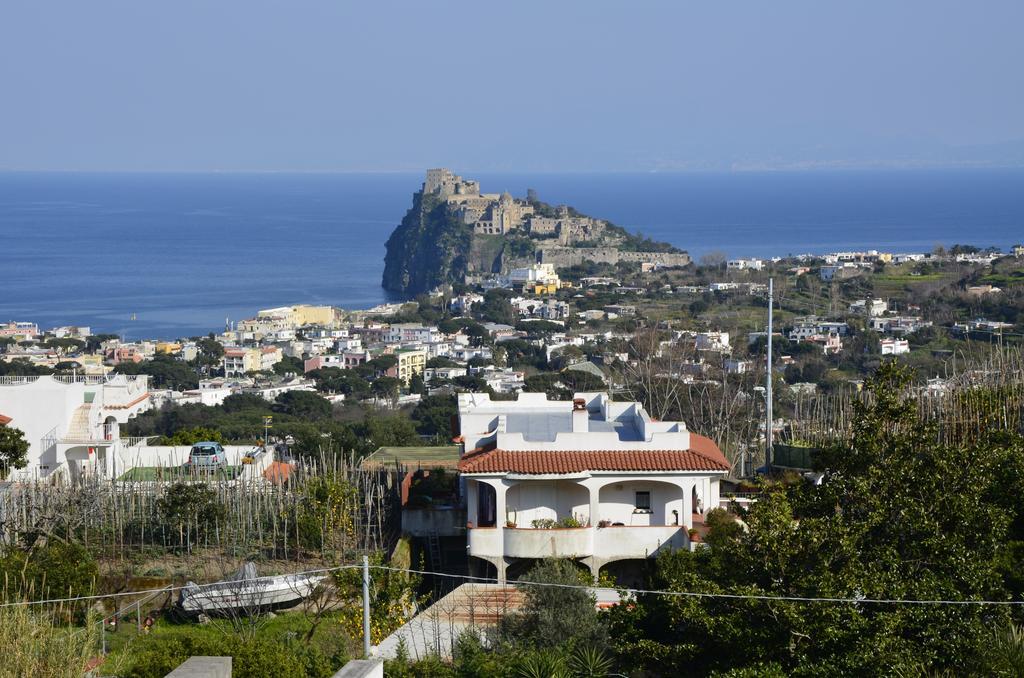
[4,561,1023,609]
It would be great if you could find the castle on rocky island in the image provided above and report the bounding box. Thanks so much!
[423,168,605,245]
[382,169,690,296]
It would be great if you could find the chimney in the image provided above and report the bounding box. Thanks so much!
[572,398,589,433]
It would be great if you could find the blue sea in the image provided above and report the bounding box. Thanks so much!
[1,170,1022,339]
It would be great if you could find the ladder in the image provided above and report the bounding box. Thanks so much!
[427,532,443,571]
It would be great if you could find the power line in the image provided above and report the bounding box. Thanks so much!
[0,564,361,609]
[3,562,1023,610]
[375,565,1024,607]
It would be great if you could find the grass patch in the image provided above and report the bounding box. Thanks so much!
[980,270,1024,286]
[99,611,355,678]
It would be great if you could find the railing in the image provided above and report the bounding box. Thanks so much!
[122,436,156,447]
[98,583,174,654]
[0,376,40,385]
[0,374,148,386]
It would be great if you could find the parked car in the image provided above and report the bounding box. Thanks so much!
[187,441,227,472]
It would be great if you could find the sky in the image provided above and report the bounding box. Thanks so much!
[1,1,1022,172]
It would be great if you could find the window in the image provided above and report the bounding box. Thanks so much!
[634,491,651,512]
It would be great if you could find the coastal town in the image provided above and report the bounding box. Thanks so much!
[4,0,1022,673]
[4,172,1024,677]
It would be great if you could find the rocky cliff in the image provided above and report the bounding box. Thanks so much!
[382,172,687,297]
[382,193,472,296]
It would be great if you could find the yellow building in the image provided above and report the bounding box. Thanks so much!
[291,305,336,327]
[254,304,338,329]
[393,348,427,386]
[529,282,559,295]
[155,342,182,355]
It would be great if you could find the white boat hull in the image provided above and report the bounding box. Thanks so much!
[179,573,324,616]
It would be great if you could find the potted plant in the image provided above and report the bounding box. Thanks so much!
[688,527,700,541]
[506,520,517,528]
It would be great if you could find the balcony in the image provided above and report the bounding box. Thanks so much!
[504,526,592,559]
[467,527,502,558]
[593,524,687,560]
[468,524,690,562]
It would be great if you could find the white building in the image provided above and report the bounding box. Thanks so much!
[385,324,443,345]
[727,258,764,271]
[0,374,152,480]
[695,331,730,353]
[849,298,888,317]
[820,263,862,281]
[222,346,283,377]
[724,359,753,374]
[457,392,731,581]
[880,338,910,356]
[509,263,560,287]
[870,316,932,336]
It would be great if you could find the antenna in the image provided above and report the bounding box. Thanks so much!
[766,277,774,473]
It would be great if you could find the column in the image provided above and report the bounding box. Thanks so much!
[681,480,693,529]
[466,480,479,527]
[490,479,507,527]
[587,482,600,528]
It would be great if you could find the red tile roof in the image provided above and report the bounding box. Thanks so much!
[0,413,11,426]
[458,433,730,474]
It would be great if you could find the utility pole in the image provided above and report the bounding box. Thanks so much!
[766,278,774,472]
[362,555,371,658]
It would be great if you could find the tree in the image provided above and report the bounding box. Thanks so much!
[274,390,332,420]
[411,395,457,440]
[499,559,607,651]
[409,372,426,395]
[272,354,304,376]
[0,425,30,477]
[699,250,727,268]
[115,355,199,390]
[0,541,98,614]
[477,289,516,325]
[164,426,222,446]
[43,337,84,353]
[610,364,1023,675]
[156,482,227,552]
[359,416,419,449]
[371,377,402,404]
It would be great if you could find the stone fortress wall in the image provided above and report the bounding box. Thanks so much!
[422,169,690,270]
[538,246,691,268]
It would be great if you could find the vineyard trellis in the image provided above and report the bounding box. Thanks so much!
[616,332,1024,472]
[0,450,402,562]
[784,346,1024,449]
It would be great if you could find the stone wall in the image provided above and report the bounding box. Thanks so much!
[538,247,690,268]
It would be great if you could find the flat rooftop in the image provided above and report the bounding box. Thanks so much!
[504,412,641,442]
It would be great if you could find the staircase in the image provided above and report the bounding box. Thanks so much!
[375,583,526,660]
[62,404,95,443]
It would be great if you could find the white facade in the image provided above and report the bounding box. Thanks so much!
[724,359,753,374]
[0,375,152,480]
[880,338,910,355]
[509,263,560,286]
[727,258,764,271]
[695,331,731,352]
[849,298,888,317]
[457,392,729,580]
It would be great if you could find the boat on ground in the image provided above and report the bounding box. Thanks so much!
[178,562,324,616]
